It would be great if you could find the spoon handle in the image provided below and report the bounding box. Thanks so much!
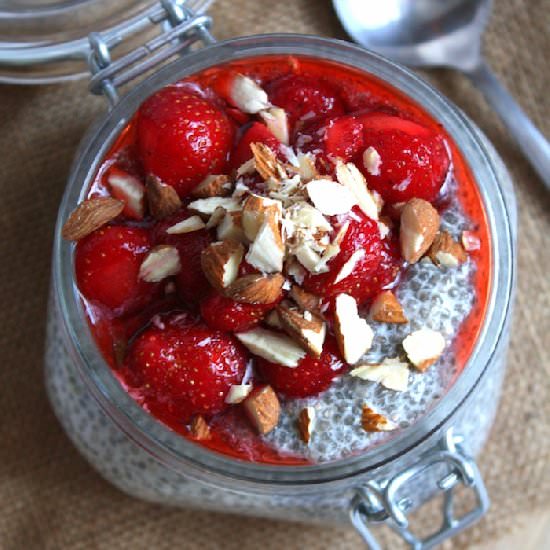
[465,60,550,190]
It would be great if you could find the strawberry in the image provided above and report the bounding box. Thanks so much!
[137,88,234,198]
[75,225,158,314]
[230,122,281,170]
[266,75,344,132]
[152,209,213,306]
[200,291,278,332]
[125,312,248,421]
[297,114,364,167]
[302,208,401,304]
[356,113,450,204]
[106,166,145,220]
[257,336,346,398]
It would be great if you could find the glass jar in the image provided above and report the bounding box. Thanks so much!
[38,15,517,546]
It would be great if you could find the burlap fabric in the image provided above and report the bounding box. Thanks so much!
[1,0,548,548]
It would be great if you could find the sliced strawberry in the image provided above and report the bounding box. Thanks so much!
[124,312,248,421]
[137,87,234,198]
[302,208,401,304]
[75,225,158,314]
[106,166,145,220]
[200,291,278,332]
[257,336,346,398]
[152,209,213,306]
[356,113,450,204]
[266,75,344,132]
[230,122,281,170]
[297,114,364,167]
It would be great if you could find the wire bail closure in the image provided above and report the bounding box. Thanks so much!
[349,429,489,550]
[87,0,215,106]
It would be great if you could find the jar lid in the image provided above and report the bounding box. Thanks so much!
[0,0,212,84]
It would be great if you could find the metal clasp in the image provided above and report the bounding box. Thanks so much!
[87,0,215,106]
[350,429,489,550]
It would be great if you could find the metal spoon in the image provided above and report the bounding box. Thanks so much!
[333,0,550,189]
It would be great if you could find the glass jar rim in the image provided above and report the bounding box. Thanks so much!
[53,33,515,490]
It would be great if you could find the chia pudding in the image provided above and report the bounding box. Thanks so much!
[58,54,492,468]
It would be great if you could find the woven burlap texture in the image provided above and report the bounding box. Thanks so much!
[0,0,548,548]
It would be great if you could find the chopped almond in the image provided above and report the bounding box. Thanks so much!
[246,211,284,273]
[205,206,226,229]
[336,161,380,220]
[297,152,319,181]
[402,328,445,372]
[225,273,285,304]
[191,174,232,198]
[190,415,211,440]
[229,74,271,113]
[201,240,244,291]
[145,175,182,220]
[306,178,358,215]
[289,285,321,315]
[333,248,365,284]
[225,384,253,404]
[251,142,287,181]
[362,146,382,176]
[241,194,282,240]
[350,358,409,392]
[217,211,246,242]
[188,196,240,216]
[428,231,467,267]
[461,231,481,252]
[277,304,326,357]
[297,407,316,444]
[369,291,408,324]
[139,245,181,282]
[260,107,289,144]
[243,385,281,434]
[361,405,397,432]
[334,294,374,364]
[107,170,145,220]
[399,198,440,263]
[236,328,306,367]
[61,197,124,241]
[264,309,283,329]
[166,215,206,234]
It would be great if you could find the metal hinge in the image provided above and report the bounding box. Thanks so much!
[87,0,215,105]
[349,429,489,550]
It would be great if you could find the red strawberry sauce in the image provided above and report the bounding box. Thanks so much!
[79,56,491,464]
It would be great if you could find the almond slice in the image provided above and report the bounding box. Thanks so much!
[225,273,284,304]
[139,245,181,282]
[229,74,271,113]
[297,152,319,181]
[201,240,244,291]
[236,158,256,177]
[369,291,408,324]
[61,197,124,241]
[334,294,374,364]
[361,405,397,432]
[362,146,382,176]
[260,107,289,144]
[107,169,145,220]
[461,231,481,252]
[246,212,284,274]
[336,161,380,220]
[145,175,182,220]
[191,174,232,198]
[428,231,468,267]
[190,415,211,440]
[251,142,287,181]
[205,206,227,229]
[402,328,445,372]
[286,201,332,233]
[217,211,246,242]
[306,179,358,215]
[241,194,282,240]
[297,407,316,444]
[294,242,325,273]
[277,304,326,357]
[350,357,409,392]
[225,384,253,404]
[166,215,206,235]
[188,196,241,216]
[333,248,365,284]
[236,328,306,367]
[289,285,321,315]
[243,385,280,435]
[399,198,440,263]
